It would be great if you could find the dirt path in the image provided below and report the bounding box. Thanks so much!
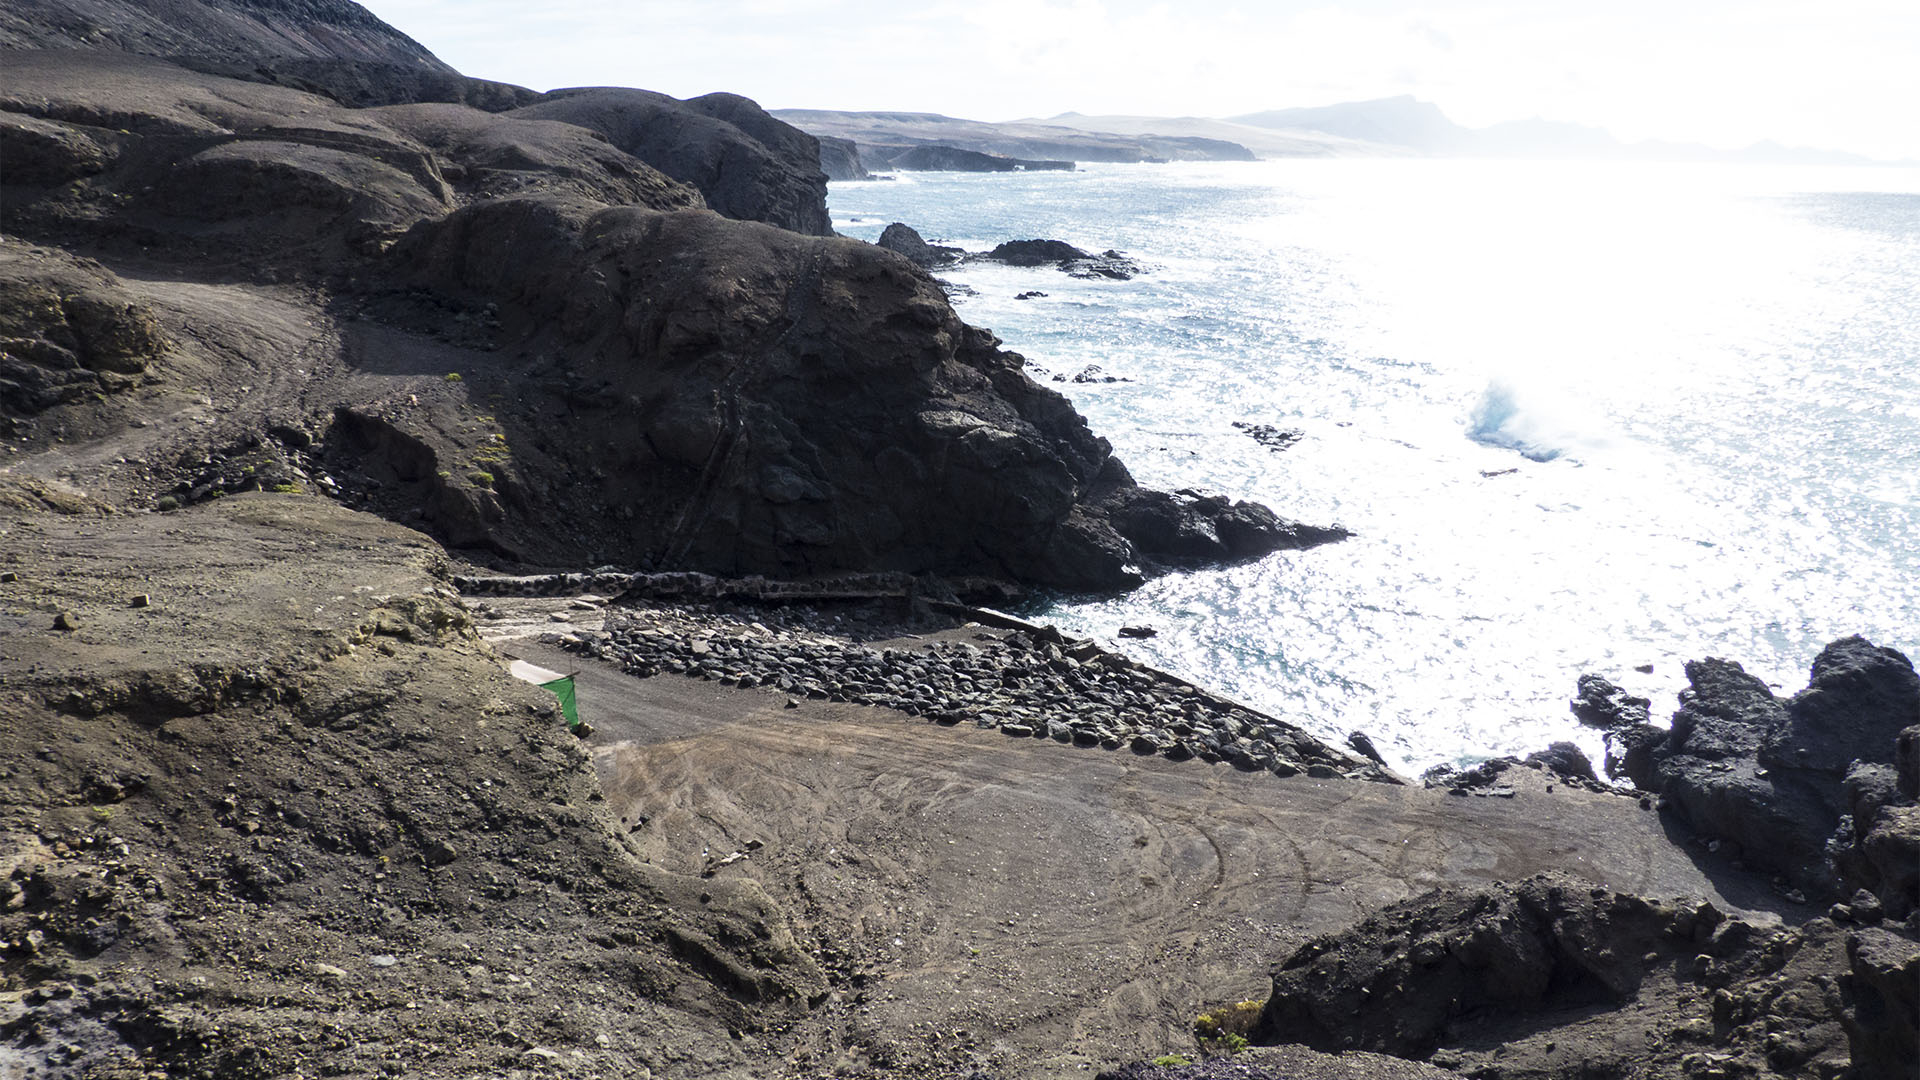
[506,637,1781,1078]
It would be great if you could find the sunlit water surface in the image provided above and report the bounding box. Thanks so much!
[828,160,1920,773]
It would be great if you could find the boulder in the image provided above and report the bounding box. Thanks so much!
[1569,672,1651,728]
[874,222,960,268]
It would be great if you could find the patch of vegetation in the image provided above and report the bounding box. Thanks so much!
[268,483,303,494]
[1193,999,1262,1057]
[467,471,494,488]
[154,495,181,512]
[1150,1054,1191,1067]
[444,372,463,382]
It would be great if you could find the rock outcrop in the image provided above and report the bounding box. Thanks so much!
[0,251,168,425]
[1610,637,1920,908]
[1253,875,1884,1078]
[1569,671,1651,730]
[985,239,1146,279]
[875,222,961,268]
[388,201,1334,589]
[510,88,833,236]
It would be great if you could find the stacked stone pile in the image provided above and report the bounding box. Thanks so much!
[565,605,1387,781]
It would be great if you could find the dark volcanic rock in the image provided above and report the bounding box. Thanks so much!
[1094,485,1347,567]
[1254,875,1861,1077]
[1569,672,1651,728]
[1,252,168,421]
[986,239,1145,279]
[510,88,831,235]
[0,0,454,68]
[373,103,705,210]
[989,238,1093,266]
[393,201,1338,590]
[1769,635,1920,777]
[1232,421,1306,453]
[816,134,867,180]
[1843,926,1920,1078]
[1522,740,1600,785]
[875,222,960,268]
[1614,638,1920,903]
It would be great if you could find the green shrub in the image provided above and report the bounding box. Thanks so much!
[268,483,303,494]
[444,371,463,382]
[468,471,494,488]
[1150,1054,1191,1067]
[1194,999,1262,1056]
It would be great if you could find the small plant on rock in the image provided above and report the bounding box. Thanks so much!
[1150,1054,1191,1067]
[1193,999,1263,1056]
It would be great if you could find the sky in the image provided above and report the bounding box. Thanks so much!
[363,1,1920,161]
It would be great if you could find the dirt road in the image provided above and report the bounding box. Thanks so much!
[509,637,1780,1077]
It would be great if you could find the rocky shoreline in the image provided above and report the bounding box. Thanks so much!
[518,596,1391,782]
[2,2,1917,1079]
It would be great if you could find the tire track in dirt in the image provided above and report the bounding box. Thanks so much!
[517,639,1777,1078]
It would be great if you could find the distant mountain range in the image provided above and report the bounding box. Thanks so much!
[776,95,1904,175]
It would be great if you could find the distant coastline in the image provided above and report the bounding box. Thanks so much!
[778,95,1914,177]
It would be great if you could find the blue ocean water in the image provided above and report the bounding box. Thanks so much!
[827,160,1920,773]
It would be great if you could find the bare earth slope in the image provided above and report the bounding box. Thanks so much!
[0,0,450,68]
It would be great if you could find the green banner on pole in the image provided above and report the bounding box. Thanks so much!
[540,676,580,730]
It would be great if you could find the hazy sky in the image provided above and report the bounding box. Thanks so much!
[363,1,1920,161]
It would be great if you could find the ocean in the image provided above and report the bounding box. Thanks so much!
[826,159,1920,774]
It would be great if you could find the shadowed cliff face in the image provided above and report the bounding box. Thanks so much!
[391,200,1133,585]
[510,88,835,238]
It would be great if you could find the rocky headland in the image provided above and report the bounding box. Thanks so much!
[2,3,1916,1079]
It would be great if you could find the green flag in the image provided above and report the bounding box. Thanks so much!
[539,676,580,730]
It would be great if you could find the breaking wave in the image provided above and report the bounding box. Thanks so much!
[1466,378,1591,462]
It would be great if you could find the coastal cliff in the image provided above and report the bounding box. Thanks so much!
[0,7,1337,592]
[2,3,1914,1079]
